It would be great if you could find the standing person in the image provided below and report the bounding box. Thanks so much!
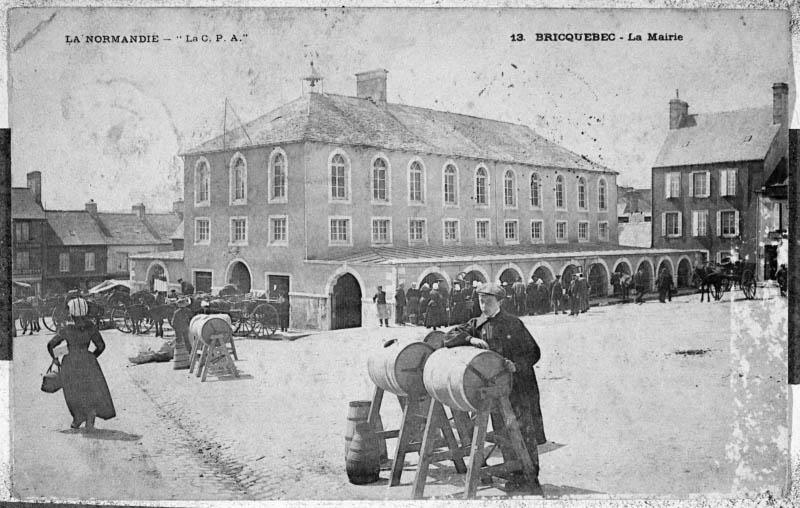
[469,281,482,319]
[444,283,546,494]
[568,274,580,316]
[406,283,420,325]
[449,282,466,325]
[418,283,431,325]
[394,283,407,325]
[534,279,547,314]
[373,286,389,327]
[525,277,537,315]
[513,279,527,316]
[550,275,565,315]
[776,264,787,297]
[46,297,115,430]
[277,288,290,332]
[425,282,445,330]
[657,269,671,303]
[634,268,646,304]
[579,273,590,313]
[178,278,195,296]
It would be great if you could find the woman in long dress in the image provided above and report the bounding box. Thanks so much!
[47,297,116,430]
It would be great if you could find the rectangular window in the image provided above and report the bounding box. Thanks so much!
[720,168,737,196]
[409,219,426,243]
[720,210,737,237]
[84,251,95,271]
[195,218,210,244]
[409,173,423,202]
[230,218,247,244]
[578,221,589,241]
[444,173,456,205]
[665,172,680,198]
[556,221,567,242]
[59,253,70,272]
[443,220,459,242]
[15,251,29,271]
[331,167,347,200]
[373,167,387,201]
[598,222,609,241]
[664,211,681,237]
[270,216,288,245]
[194,271,212,294]
[14,222,29,242]
[692,210,708,236]
[372,218,391,245]
[530,220,542,242]
[504,220,518,243]
[692,172,708,197]
[475,219,490,243]
[330,218,350,244]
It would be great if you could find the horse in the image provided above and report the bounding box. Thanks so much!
[148,303,178,338]
[692,264,724,302]
[610,272,633,301]
[12,298,39,335]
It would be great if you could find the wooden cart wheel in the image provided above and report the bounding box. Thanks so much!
[721,278,732,293]
[42,304,61,332]
[741,270,756,300]
[111,307,131,333]
[251,303,279,339]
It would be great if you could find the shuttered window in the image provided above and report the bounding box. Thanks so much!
[661,211,682,237]
[692,210,708,236]
[720,169,737,196]
[717,210,739,237]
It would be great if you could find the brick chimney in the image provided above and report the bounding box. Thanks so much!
[26,171,41,205]
[132,203,146,218]
[356,69,388,103]
[669,90,689,129]
[773,82,789,127]
[172,199,184,218]
[85,199,97,215]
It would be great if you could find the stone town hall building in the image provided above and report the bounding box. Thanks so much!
[132,69,702,330]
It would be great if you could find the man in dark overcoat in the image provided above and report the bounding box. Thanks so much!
[395,283,407,325]
[444,283,546,494]
[550,275,565,315]
[469,281,482,318]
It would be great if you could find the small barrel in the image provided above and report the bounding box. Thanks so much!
[189,314,232,346]
[423,347,512,413]
[367,339,435,396]
[423,330,446,350]
[345,422,381,485]
[345,400,371,456]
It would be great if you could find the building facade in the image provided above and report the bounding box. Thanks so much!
[651,83,789,280]
[133,69,702,329]
[11,172,47,296]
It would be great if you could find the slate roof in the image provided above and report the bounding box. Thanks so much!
[618,223,652,248]
[93,213,162,245]
[653,107,780,168]
[617,188,652,216]
[11,188,45,220]
[185,93,614,174]
[145,213,183,241]
[170,220,184,240]
[308,243,657,265]
[46,211,108,245]
[129,250,184,260]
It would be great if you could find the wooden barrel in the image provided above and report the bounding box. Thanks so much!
[189,314,232,346]
[345,400,371,456]
[367,339,434,396]
[423,330,446,350]
[345,422,381,484]
[422,347,512,413]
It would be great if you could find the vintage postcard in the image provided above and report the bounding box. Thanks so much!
[4,6,793,503]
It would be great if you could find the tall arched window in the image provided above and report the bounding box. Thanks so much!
[409,160,424,203]
[330,153,348,201]
[195,159,210,205]
[504,170,516,207]
[443,163,457,205]
[475,166,488,205]
[372,157,389,202]
[229,154,247,205]
[598,179,607,210]
[578,177,587,210]
[555,175,565,209]
[269,149,287,203]
[530,172,540,208]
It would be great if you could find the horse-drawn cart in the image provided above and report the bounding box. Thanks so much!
[693,261,757,301]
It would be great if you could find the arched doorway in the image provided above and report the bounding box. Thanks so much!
[677,258,692,288]
[421,272,449,293]
[588,263,609,297]
[463,270,486,286]
[612,260,631,275]
[636,260,654,291]
[228,261,252,293]
[562,264,580,285]
[498,268,522,285]
[147,263,165,291]
[532,266,554,286]
[657,260,673,281]
[332,273,362,329]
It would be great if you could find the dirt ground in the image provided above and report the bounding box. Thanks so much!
[8,289,789,502]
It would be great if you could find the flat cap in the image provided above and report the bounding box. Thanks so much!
[477,282,505,298]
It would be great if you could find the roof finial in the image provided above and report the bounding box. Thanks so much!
[303,61,324,94]
[676,89,680,99]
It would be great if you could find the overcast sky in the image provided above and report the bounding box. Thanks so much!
[8,7,794,211]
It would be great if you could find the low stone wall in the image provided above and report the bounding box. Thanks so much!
[290,293,329,330]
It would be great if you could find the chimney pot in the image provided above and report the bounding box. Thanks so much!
[356,69,388,104]
[132,203,146,218]
[772,82,788,127]
[172,199,184,217]
[26,171,42,206]
[669,97,689,130]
